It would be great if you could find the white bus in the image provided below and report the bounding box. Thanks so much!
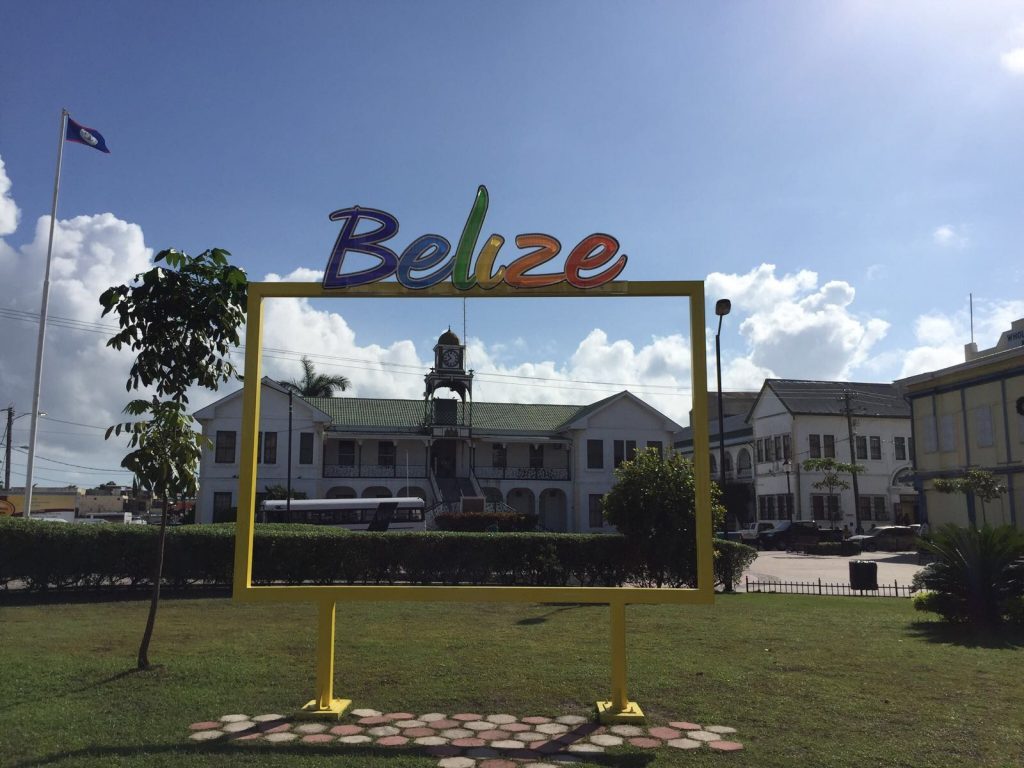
[259,497,426,531]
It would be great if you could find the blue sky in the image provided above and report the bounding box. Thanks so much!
[2,1,1023,486]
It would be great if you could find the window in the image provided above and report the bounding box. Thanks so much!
[258,431,277,464]
[613,440,636,467]
[213,491,233,523]
[588,494,604,527]
[811,494,840,521]
[923,416,938,453]
[215,431,236,463]
[299,432,314,465]
[773,436,782,463]
[758,495,770,520]
[586,439,603,469]
[709,453,717,475]
[529,445,544,469]
[646,440,663,457]
[974,406,994,448]
[782,434,791,461]
[736,448,752,478]
[855,436,867,460]
[378,441,396,467]
[859,495,890,522]
[492,443,507,469]
[823,434,836,458]
[894,436,906,461]
[809,434,821,459]
[869,435,881,461]
[757,439,765,463]
[766,436,775,462]
[939,414,956,452]
[337,441,355,466]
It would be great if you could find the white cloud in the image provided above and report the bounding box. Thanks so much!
[0,157,20,236]
[1000,47,1024,75]
[866,264,886,281]
[933,224,968,248]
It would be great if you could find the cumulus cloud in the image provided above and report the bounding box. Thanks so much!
[933,224,968,248]
[1003,48,1024,74]
[0,157,20,236]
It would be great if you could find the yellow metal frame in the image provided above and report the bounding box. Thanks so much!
[232,280,714,721]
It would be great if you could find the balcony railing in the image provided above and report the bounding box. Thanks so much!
[323,463,428,479]
[474,466,571,481]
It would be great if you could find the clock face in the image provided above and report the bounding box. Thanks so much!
[442,349,462,369]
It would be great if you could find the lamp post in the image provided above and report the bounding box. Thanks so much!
[3,409,45,496]
[782,459,793,520]
[286,389,293,521]
[714,299,731,523]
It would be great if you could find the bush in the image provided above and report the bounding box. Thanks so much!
[435,511,538,532]
[713,539,757,592]
[912,524,1024,626]
[804,541,862,557]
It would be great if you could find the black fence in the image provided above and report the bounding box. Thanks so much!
[745,577,914,598]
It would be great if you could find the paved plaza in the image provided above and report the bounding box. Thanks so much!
[742,549,925,589]
[188,709,744,764]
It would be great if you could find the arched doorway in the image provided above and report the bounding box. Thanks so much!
[326,486,356,499]
[736,448,752,479]
[539,488,567,531]
[482,487,503,507]
[507,488,535,516]
[397,486,427,500]
[362,486,391,498]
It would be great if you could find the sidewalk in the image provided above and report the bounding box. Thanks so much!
[741,549,925,590]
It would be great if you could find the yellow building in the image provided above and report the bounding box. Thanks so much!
[896,319,1024,529]
[0,486,82,518]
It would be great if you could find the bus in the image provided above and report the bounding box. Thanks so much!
[259,497,426,531]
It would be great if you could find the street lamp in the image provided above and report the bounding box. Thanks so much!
[3,409,45,493]
[714,299,731,522]
[782,459,793,520]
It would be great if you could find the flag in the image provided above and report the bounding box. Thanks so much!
[65,116,110,153]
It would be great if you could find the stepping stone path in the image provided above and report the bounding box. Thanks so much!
[185,709,744,763]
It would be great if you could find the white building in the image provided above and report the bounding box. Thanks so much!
[748,379,916,531]
[194,330,683,531]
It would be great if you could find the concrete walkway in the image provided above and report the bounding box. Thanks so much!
[742,549,925,590]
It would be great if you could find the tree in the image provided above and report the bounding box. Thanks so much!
[933,469,1008,527]
[602,447,725,588]
[100,247,246,669]
[802,457,863,529]
[282,355,350,397]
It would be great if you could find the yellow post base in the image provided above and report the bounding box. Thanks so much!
[596,700,645,724]
[297,698,351,720]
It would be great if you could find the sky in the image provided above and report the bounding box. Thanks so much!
[2,1,1024,489]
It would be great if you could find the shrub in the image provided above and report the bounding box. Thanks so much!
[435,511,538,532]
[713,539,757,592]
[912,524,1024,626]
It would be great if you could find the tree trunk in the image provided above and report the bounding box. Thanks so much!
[138,494,169,669]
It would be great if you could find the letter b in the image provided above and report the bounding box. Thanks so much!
[323,206,400,289]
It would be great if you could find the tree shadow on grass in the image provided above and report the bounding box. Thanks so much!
[905,620,1024,649]
[0,668,147,714]
[12,740,657,768]
[517,602,604,625]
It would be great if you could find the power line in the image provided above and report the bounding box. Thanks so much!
[11,446,130,473]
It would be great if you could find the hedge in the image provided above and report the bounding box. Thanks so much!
[0,519,754,593]
[803,541,863,557]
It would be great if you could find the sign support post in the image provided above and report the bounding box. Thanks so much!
[299,600,350,718]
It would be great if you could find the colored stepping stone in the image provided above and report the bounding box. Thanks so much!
[301,733,334,744]
[492,739,527,749]
[548,757,583,764]
[222,721,256,733]
[567,743,604,753]
[519,732,547,743]
[385,712,415,720]
[688,730,720,742]
[536,723,569,735]
[235,733,262,741]
[628,737,662,748]
[403,727,436,738]
[709,740,744,752]
[504,722,531,732]
[648,726,680,740]
[522,716,552,724]
[265,732,298,743]
[566,722,600,736]
[394,719,426,728]
[189,730,221,742]
[429,718,460,729]
[609,725,643,737]
[667,738,702,750]
[262,723,292,734]
[330,724,363,736]
[220,714,250,723]
[420,712,448,722]
[294,723,327,734]
[442,728,474,739]
[359,716,390,725]
[487,713,518,725]
[556,715,588,725]
[706,725,738,734]
[438,758,476,768]
[479,760,518,768]
[589,734,623,747]
[376,735,409,747]
[414,736,448,746]
[668,721,701,730]
[351,708,382,717]
[252,713,286,723]
[367,726,400,737]
[452,713,483,721]
[451,737,487,748]
[189,721,220,730]
[337,734,372,744]
[477,729,510,740]
[466,720,496,731]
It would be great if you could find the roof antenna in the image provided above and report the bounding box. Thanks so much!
[970,293,974,344]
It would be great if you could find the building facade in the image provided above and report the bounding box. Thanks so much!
[194,331,682,531]
[896,318,1024,529]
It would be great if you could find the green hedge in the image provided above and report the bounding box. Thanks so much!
[0,518,754,592]
[804,541,863,557]
[434,511,538,532]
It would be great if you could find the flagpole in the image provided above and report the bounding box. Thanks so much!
[24,108,69,519]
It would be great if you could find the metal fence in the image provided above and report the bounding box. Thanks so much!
[744,577,915,598]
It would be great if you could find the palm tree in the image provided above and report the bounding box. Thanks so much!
[282,356,350,397]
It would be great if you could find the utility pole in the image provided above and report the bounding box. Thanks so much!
[841,390,863,533]
[3,406,12,490]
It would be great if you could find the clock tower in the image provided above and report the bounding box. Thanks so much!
[424,328,473,435]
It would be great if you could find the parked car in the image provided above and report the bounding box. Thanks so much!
[759,521,820,550]
[848,525,918,552]
[729,521,777,545]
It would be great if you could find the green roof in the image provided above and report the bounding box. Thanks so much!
[300,394,622,435]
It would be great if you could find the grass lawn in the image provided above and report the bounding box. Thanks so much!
[0,592,1021,768]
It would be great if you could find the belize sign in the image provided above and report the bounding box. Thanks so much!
[323,185,627,290]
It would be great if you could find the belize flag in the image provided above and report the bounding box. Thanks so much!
[65,116,110,153]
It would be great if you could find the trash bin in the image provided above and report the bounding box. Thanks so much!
[849,560,878,591]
